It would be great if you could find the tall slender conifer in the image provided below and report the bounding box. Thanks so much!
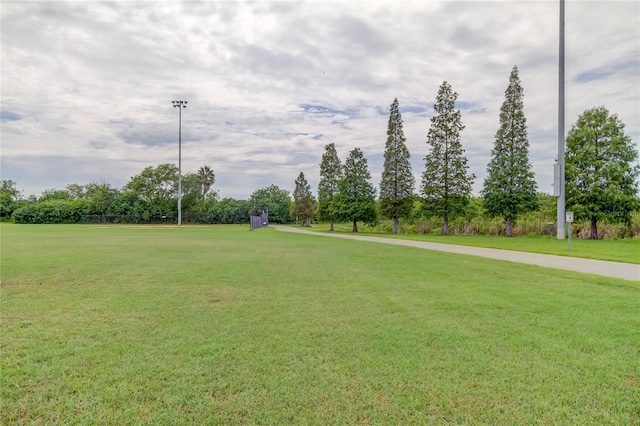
[292,171,316,226]
[482,65,538,236]
[317,143,343,231]
[334,147,377,232]
[380,98,415,234]
[421,81,475,235]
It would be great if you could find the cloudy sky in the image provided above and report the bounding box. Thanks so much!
[2,0,638,200]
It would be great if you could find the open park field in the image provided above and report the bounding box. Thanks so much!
[1,224,639,424]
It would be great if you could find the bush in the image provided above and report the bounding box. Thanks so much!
[13,200,90,224]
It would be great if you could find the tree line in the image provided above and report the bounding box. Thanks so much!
[1,171,293,226]
[2,66,639,237]
[311,67,638,238]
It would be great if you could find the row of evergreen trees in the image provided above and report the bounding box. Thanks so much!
[296,66,638,237]
[305,67,535,235]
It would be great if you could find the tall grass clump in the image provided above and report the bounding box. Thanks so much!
[573,219,640,239]
[376,210,639,239]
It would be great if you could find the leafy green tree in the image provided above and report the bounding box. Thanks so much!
[317,143,343,231]
[536,192,557,220]
[208,198,250,224]
[0,180,21,218]
[462,196,484,223]
[0,180,21,201]
[292,172,317,226]
[107,191,151,221]
[565,106,640,238]
[124,164,178,202]
[196,165,215,199]
[0,193,14,219]
[122,164,184,220]
[82,181,119,215]
[39,188,71,202]
[249,185,292,224]
[482,66,538,236]
[66,183,86,200]
[180,172,204,215]
[334,147,377,232]
[379,98,415,234]
[84,181,111,198]
[88,187,119,215]
[421,81,475,235]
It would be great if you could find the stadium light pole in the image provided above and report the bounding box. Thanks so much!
[172,100,187,225]
[557,0,566,240]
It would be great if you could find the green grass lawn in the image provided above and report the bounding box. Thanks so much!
[307,222,640,264]
[2,224,639,424]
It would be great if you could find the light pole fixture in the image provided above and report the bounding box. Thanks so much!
[172,100,187,225]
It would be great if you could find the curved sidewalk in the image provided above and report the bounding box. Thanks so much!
[273,226,640,282]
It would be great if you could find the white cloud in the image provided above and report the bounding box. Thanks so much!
[1,0,638,200]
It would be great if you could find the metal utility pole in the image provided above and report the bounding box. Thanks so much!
[557,0,566,240]
[172,100,187,225]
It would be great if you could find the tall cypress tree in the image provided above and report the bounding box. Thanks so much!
[380,98,415,234]
[317,143,343,231]
[292,171,316,226]
[334,147,377,232]
[421,81,475,235]
[482,65,538,237]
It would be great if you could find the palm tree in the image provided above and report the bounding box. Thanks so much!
[196,165,215,199]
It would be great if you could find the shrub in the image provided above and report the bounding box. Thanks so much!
[13,200,90,224]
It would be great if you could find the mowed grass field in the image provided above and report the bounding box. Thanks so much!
[1,224,639,424]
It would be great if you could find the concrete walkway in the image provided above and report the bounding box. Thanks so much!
[273,225,640,281]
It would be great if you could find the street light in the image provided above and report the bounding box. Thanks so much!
[172,100,187,225]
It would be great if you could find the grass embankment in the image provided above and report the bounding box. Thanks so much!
[2,224,639,424]
[306,222,640,264]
